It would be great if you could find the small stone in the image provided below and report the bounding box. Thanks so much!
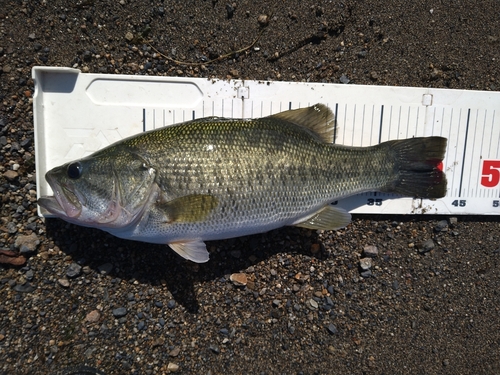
[359,258,372,271]
[86,310,101,323]
[125,32,134,42]
[167,362,179,372]
[112,307,127,318]
[418,239,435,253]
[169,347,180,357]
[66,262,82,278]
[155,300,163,308]
[257,14,269,27]
[0,250,26,266]
[230,273,247,286]
[167,300,176,309]
[339,74,350,84]
[228,69,239,78]
[13,283,36,293]
[3,170,18,181]
[98,262,113,275]
[434,220,449,232]
[15,233,40,254]
[370,71,379,80]
[225,3,235,19]
[327,323,338,335]
[308,298,318,309]
[2,65,12,73]
[28,33,36,40]
[58,278,70,288]
[363,245,378,258]
[137,321,145,330]
[448,217,458,226]
[360,269,372,278]
[209,344,220,354]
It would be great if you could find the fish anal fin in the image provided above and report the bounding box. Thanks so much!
[157,194,218,223]
[294,205,351,231]
[169,240,210,263]
[269,103,336,143]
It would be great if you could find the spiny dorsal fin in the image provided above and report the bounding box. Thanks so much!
[269,104,336,143]
[293,205,351,231]
[156,194,218,223]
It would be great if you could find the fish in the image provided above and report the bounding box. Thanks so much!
[38,104,447,263]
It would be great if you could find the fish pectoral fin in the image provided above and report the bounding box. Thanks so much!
[168,240,210,263]
[157,194,218,223]
[293,205,351,231]
[269,104,336,143]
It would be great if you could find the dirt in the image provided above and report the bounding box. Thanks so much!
[1,0,500,374]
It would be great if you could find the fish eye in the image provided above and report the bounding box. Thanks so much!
[67,162,83,180]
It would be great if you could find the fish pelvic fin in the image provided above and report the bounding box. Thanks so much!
[156,194,218,223]
[382,136,447,199]
[269,104,336,143]
[293,205,352,231]
[169,240,210,263]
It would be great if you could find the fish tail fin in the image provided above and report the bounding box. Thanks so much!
[381,136,447,198]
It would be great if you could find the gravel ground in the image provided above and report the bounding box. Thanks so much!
[1,1,500,374]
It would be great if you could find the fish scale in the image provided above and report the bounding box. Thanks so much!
[39,104,447,263]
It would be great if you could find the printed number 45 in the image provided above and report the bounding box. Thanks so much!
[481,160,500,188]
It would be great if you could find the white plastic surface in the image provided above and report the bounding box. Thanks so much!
[33,66,500,216]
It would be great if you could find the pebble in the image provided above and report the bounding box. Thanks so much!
[418,239,435,253]
[66,263,82,278]
[327,323,338,335]
[3,170,18,181]
[434,220,449,232]
[58,278,70,288]
[15,233,40,254]
[167,300,176,309]
[339,74,350,84]
[363,245,378,258]
[169,347,180,357]
[308,298,319,310]
[167,362,179,372]
[230,273,247,286]
[13,283,35,293]
[98,262,113,275]
[112,307,127,318]
[86,310,101,323]
[257,14,269,27]
[359,258,372,271]
[125,32,134,42]
[209,344,220,354]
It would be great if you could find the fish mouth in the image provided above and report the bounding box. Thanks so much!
[38,172,82,219]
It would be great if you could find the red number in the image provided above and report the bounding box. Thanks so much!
[481,160,500,188]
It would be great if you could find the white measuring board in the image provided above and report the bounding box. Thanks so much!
[33,66,500,217]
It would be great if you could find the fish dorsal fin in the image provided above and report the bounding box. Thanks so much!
[156,194,218,223]
[169,240,210,263]
[293,205,351,231]
[269,103,336,143]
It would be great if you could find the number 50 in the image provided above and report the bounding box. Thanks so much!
[481,160,500,188]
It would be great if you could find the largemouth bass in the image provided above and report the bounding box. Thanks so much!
[38,104,447,263]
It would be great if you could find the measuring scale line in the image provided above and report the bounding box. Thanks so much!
[378,105,384,144]
[457,108,471,198]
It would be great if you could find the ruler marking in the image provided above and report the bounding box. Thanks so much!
[370,105,375,145]
[334,103,339,144]
[378,105,384,144]
[142,108,146,132]
[458,108,471,198]
[361,104,366,146]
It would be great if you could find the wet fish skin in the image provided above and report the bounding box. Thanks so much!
[38,104,447,263]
